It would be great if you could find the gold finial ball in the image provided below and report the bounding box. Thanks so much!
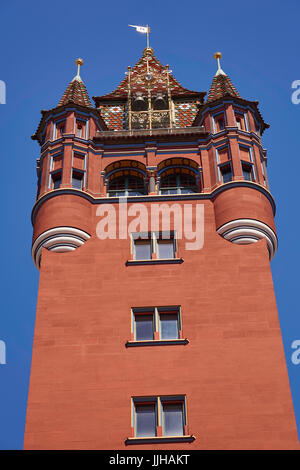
[76,58,84,66]
[214,52,222,60]
[143,47,154,57]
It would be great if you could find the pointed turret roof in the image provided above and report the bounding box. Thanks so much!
[32,58,107,143]
[206,53,241,103]
[193,52,269,133]
[58,58,92,107]
[93,47,205,105]
[206,72,241,102]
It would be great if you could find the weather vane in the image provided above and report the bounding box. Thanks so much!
[129,24,151,49]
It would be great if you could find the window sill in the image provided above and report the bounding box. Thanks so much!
[125,258,184,266]
[125,435,195,445]
[126,339,189,347]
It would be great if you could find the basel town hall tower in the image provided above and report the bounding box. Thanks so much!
[24,44,299,449]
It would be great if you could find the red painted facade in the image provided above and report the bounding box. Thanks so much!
[24,49,299,449]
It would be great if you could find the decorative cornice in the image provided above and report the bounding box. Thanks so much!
[193,96,269,133]
[217,218,278,260]
[32,226,91,269]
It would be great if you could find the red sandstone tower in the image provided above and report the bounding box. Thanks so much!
[24,50,299,449]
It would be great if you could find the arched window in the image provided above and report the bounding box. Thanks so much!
[158,159,199,195]
[105,160,147,197]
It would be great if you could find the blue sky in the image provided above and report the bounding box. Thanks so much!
[0,0,299,449]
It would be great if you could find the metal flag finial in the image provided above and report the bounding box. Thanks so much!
[129,24,151,49]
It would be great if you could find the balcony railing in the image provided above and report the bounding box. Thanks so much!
[95,126,206,139]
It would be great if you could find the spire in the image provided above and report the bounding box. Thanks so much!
[58,58,92,108]
[206,52,241,103]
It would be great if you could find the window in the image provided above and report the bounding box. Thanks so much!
[72,170,84,189]
[55,123,65,139]
[217,118,225,130]
[108,175,146,197]
[132,232,176,260]
[76,119,87,138]
[131,307,182,343]
[76,125,82,138]
[260,156,268,187]
[235,112,247,131]
[213,113,225,133]
[132,396,188,439]
[255,121,260,135]
[219,163,232,183]
[160,173,197,195]
[242,162,254,182]
[51,171,62,189]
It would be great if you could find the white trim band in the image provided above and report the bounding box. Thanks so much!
[217,218,277,260]
[32,226,91,268]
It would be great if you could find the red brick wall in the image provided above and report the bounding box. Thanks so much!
[24,200,299,449]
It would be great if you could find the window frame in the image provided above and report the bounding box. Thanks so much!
[133,309,155,341]
[234,111,248,131]
[71,152,86,190]
[241,161,255,182]
[127,306,188,347]
[52,120,66,140]
[50,169,62,190]
[75,118,88,139]
[71,169,85,190]
[127,395,194,444]
[212,111,226,133]
[131,232,177,261]
[48,153,64,190]
[219,161,233,183]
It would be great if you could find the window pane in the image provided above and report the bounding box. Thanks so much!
[157,241,174,259]
[221,167,232,183]
[134,241,151,260]
[52,175,61,189]
[109,177,126,191]
[160,174,177,188]
[72,174,83,189]
[135,314,154,341]
[163,403,184,436]
[160,314,179,339]
[135,405,156,437]
[243,167,252,181]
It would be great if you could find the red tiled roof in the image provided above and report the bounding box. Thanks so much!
[207,71,241,103]
[58,77,93,108]
[94,48,204,105]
